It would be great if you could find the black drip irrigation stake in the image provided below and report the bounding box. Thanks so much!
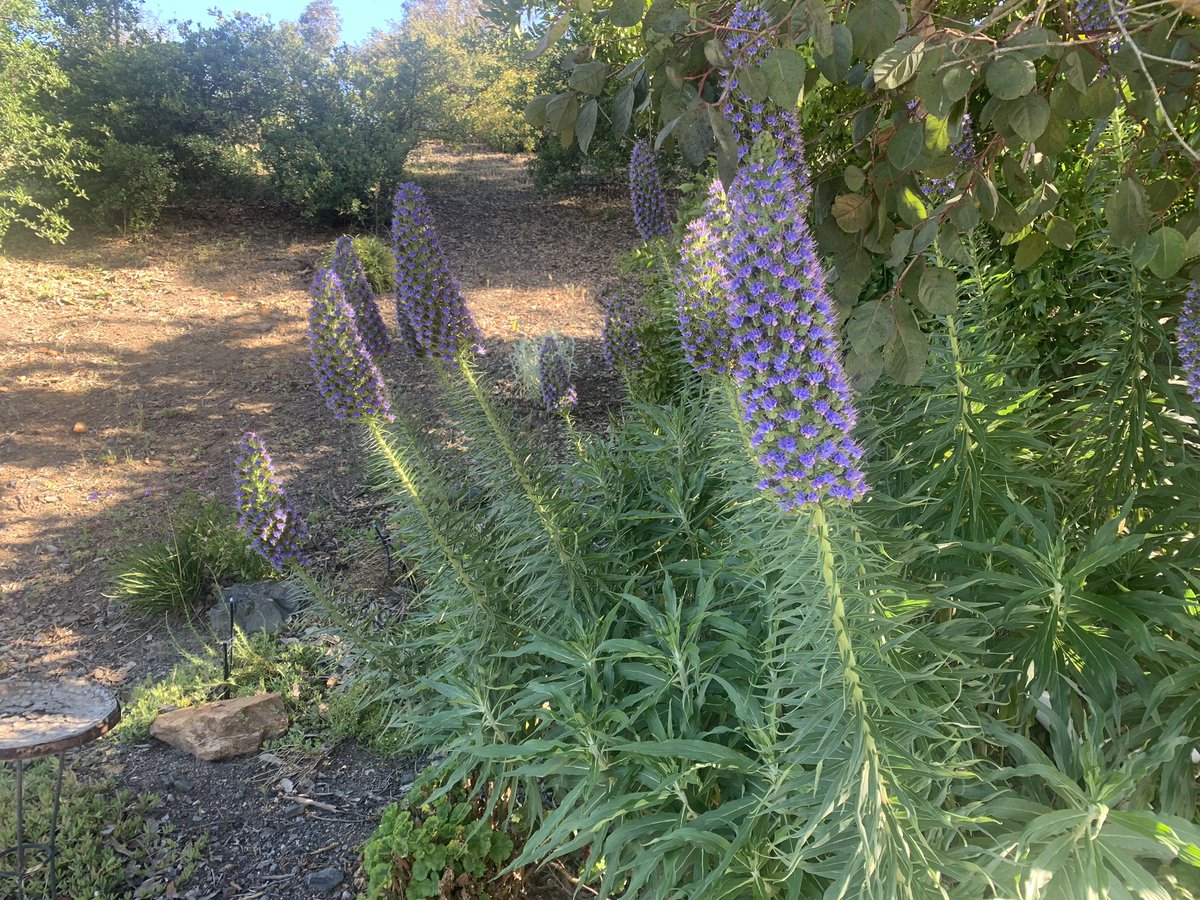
[374,521,394,577]
[223,592,236,700]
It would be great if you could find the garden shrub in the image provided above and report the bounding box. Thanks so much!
[83,140,175,233]
[361,777,515,900]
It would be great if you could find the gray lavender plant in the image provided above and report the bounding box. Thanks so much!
[602,293,643,371]
[330,236,394,358]
[676,181,734,375]
[723,0,811,201]
[537,335,577,413]
[234,432,309,571]
[308,269,394,422]
[628,140,672,242]
[725,153,867,507]
[391,182,482,361]
[1178,282,1200,406]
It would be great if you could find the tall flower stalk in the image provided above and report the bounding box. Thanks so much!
[391,182,482,361]
[308,270,393,422]
[330,236,393,359]
[234,432,309,571]
[677,181,733,375]
[628,140,672,242]
[1178,281,1200,406]
[536,335,577,414]
[724,153,867,508]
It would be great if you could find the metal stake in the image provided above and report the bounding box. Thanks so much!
[14,758,24,900]
[223,593,236,700]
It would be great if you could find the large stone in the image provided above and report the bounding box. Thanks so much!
[206,581,303,636]
[149,693,288,761]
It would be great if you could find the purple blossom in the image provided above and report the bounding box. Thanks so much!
[1178,282,1200,406]
[726,154,867,508]
[391,183,482,361]
[602,294,644,371]
[330,236,395,358]
[677,181,734,374]
[308,269,394,422]
[537,335,577,413]
[723,1,811,201]
[1075,0,1127,34]
[925,114,976,203]
[629,140,672,242]
[234,432,309,571]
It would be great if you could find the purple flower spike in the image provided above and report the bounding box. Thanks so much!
[234,432,310,571]
[677,181,734,375]
[1075,0,1127,34]
[723,1,811,202]
[602,294,644,372]
[629,140,672,242]
[726,154,867,508]
[308,269,394,422]
[331,236,395,358]
[391,183,482,361]
[925,115,976,204]
[1178,282,1200,406]
[537,335,578,413]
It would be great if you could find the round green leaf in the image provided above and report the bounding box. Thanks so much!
[1046,216,1076,250]
[1013,233,1048,270]
[1144,227,1188,279]
[524,95,550,128]
[986,55,1036,100]
[568,61,609,96]
[886,122,925,170]
[917,266,957,315]
[815,23,854,83]
[576,99,599,153]
[762,48,807,108]
[1106,177,1149,249]
[607,0,645,28]
[832,193,873,232]
[845,165,865,191]
[846,0,900,62]
[847,299,896,353]
[1005,93,1050,141]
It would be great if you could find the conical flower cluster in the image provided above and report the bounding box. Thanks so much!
[330,236,394,359]
[629,140,672,242]
[602,294,643,371]
[234,432,310,571]
[537,335,577,413]
[1178,282,1200,406]
[677,181,734,375]
[723,1,810,200]
[308,269,394,422]
[1075,0,1126,33]
[726,155,867,507]
[391,182,481,361]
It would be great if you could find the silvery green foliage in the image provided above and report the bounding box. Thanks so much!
[536,335,577,413]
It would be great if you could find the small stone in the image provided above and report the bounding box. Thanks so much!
[73,422,88,433]
[173,777,193,792]
[304,868,344,894]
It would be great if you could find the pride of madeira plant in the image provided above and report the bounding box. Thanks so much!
[234,32,1200,894]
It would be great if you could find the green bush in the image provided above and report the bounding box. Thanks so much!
[319,234,395,294]
[84,140,175,233]
[361,777,514,900]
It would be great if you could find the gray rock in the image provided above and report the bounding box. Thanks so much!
[206,581,302,636]
[305,867,344,893]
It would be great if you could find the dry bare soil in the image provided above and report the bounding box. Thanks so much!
[0,144,634,897]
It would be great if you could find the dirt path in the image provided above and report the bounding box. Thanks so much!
[0,143,633,685]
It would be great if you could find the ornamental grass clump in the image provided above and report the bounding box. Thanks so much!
[234,432,309,571]
[676,181,733,375]
[628,140,671,242]
[330,235,393,358]
[391,182,482,361]
[536,335,577,413]
[1178,281,1200,405]
[308,269,394,422]
[726,153,866,506]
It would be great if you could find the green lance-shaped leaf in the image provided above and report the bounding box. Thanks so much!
[887,122,925,170]
[847,298,896,354]
[644,0,688,34]
[546,92,580,133]
[873,36,924,90]
[883,295,928,383]
[568,61,608,96]
[917,265,957,315]
[815,23,853,83]
[805,0,834,57]
[1046,216,1076,250]
[576,98,599,153]
[525,6,573,60]
[612,80,636,139]
[847,0,899,62]
[525,95,550,127]
[986,54,1036,100]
